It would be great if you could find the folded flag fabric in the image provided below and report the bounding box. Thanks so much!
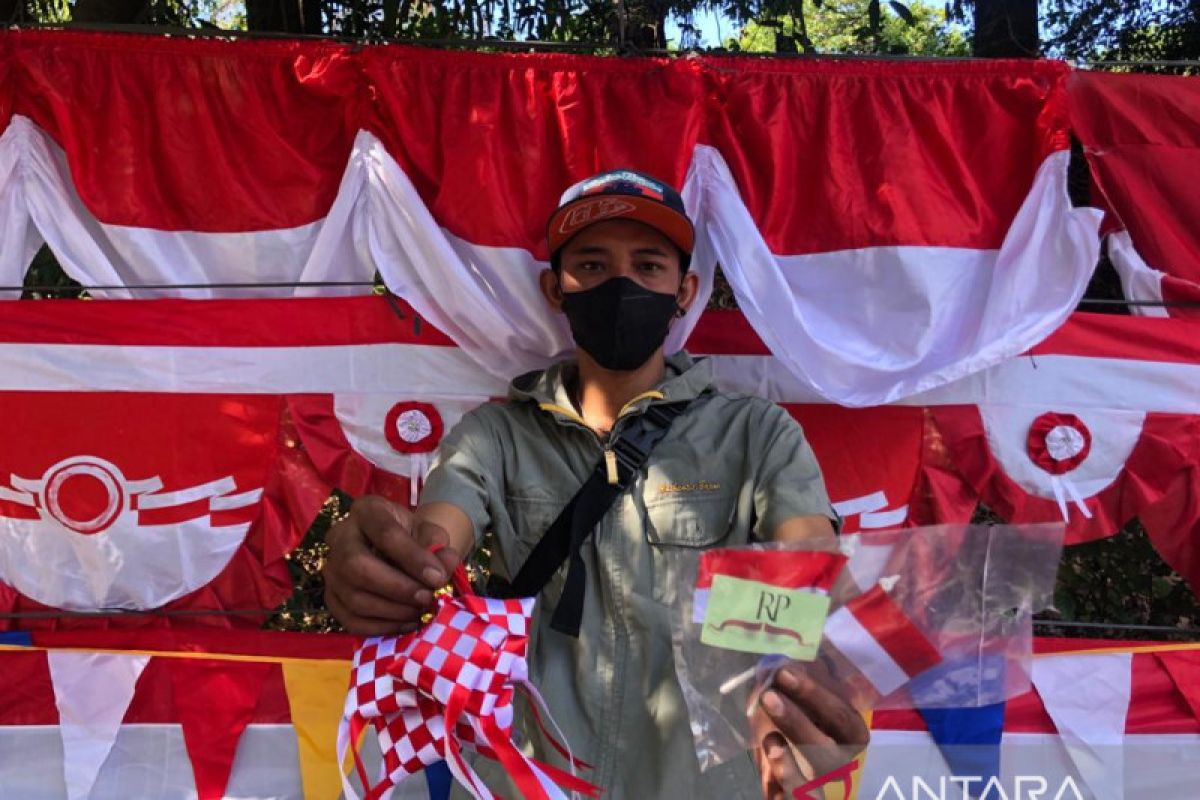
[823,581,943,697]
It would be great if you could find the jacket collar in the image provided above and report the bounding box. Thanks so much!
[510,352,713,426]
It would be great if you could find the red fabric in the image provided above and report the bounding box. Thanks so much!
[2,30,1070,261]
[362,46,706,258]
[1029,311,1200,363]
[383,401,443,454]
[874,643,1200,735]
[0,397,329,630]
[1155,651,1200,731]
[1068,71,1200,309]
[1026,412,1092,475]
[930,408,1200,548]
[696,549,847,591]
[113,657,290,725]
[7,30,360,231]
[167,658,276,800]
[288,395,412,504]
[788,404,925,533]
[846,585,942,677]
[0,651,58,725]
[0,295,453,348]
[28,626,359,659]
[703,57,1069,253]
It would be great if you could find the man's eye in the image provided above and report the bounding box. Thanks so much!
[579,261,605,272]
[638,261,665,272]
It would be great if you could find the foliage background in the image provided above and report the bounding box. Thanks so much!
[13,0,1200,641]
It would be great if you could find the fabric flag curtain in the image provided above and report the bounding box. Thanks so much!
[4,295,1200,621]
[0,30,1102,406]
[1068,71,1200,318]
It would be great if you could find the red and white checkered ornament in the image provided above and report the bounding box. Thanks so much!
[338,563,599,800]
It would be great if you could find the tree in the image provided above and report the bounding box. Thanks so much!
[736,0,969,55]
[971,0,1038,56]
[1042,0,1200,64]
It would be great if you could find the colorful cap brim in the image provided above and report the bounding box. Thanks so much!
[547,194,694,256]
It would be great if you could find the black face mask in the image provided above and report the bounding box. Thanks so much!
[560,276,681,371]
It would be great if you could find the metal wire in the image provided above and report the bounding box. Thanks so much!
[0,608,1192,640]
[0,607,278,619]
[7,280,377,292]
[8,283,1197,310]
[1035,619,1200,638]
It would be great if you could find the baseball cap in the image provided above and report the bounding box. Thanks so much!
[546,169,695,259]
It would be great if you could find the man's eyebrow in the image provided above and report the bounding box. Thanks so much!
[567,245,611,255]
[632,246,671,256]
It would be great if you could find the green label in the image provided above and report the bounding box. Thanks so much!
[700,574,830,660]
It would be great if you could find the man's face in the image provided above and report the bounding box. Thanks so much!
[555,218,685,295]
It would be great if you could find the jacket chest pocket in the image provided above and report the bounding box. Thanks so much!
[503,495,569,604]
[643,493,737,606]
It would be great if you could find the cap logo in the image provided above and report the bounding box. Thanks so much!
[558,197,637,234]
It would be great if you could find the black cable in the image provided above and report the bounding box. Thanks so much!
[8,280,377,292]
[9,283,1199,310]
[0,607,278,619]
[1034,619,1200,638]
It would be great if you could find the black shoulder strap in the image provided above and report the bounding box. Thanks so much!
[495,401,690,637]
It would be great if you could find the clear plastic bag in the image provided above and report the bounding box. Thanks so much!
[670,523,1064,771]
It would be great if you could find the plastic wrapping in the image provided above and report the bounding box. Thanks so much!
[670,523,1064,771]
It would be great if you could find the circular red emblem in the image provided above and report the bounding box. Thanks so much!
[384,402,444,455]
[1027,412,1092,475]
[43,457,125,535]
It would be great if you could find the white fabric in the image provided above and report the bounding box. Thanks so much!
[0,723,313,800]
[7,339,1200,435]
[1046,425,1087,461]
[0,120,45,295]
[0,342,507,397]
[0,116,373,299]
[48,652,150,800]
[696,145,1102,406]
[857,729,1200,799]
[2,115,1103,406]
[1109,231,1171,319]
[1032,652,1132,800]
[364,132,715,382]
[824,605,910,696]
[979,406,1146,501]
[333,396,483,476]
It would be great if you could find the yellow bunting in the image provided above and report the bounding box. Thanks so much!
[282,659,354,800]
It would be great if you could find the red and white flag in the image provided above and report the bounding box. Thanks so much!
[823,582,942,697]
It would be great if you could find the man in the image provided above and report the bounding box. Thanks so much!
[324,170,869,799]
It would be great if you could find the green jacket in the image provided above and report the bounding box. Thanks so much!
[421,352,836,799]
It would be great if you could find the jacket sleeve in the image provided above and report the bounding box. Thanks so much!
[418,406,500,547]
[750,401,841,537]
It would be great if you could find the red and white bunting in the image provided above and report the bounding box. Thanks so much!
[0,31,1101,405]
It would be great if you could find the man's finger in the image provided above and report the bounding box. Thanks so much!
[774,666,870,751]
[416,519,465,577]
[760,687,834,751]
[352,498,448,589]
[325,585,413,637]
[334,586,428,623]
[331,532,436,609]
[761,730,806,797]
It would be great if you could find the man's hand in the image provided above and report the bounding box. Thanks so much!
[323,496,463,635]
[750,660,870,800]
